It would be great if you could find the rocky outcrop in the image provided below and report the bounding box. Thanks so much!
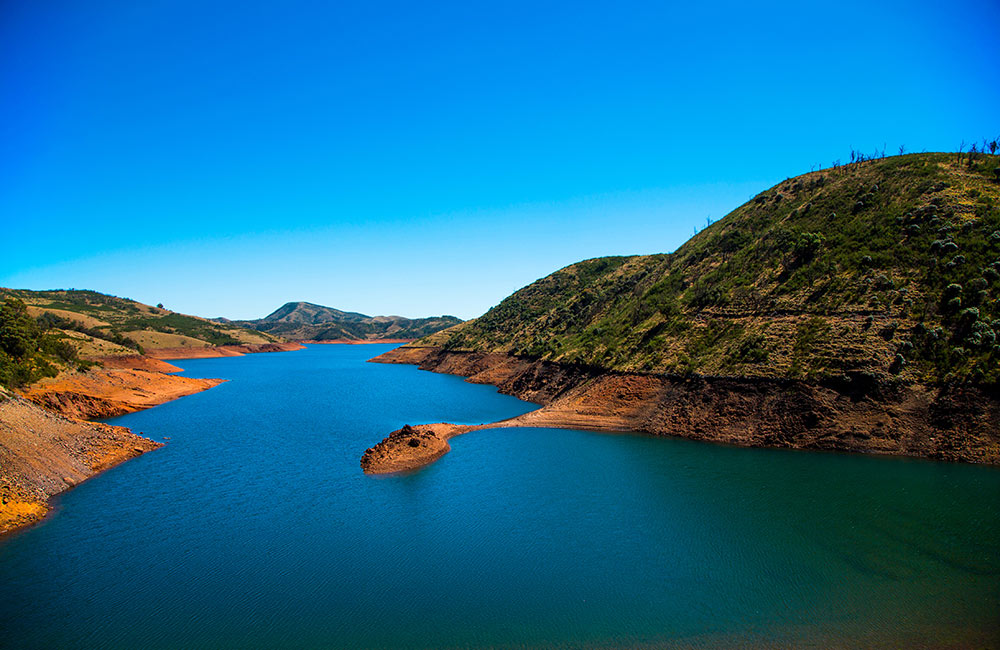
[368,346,1000,467]
[361,423,474,474]
[0,388,161,535]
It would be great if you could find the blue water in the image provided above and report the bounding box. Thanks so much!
[1,344,998,649]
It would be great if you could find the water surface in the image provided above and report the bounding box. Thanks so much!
[1,344,997,648]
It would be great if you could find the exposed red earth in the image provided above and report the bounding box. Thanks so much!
[361,346,1000,474]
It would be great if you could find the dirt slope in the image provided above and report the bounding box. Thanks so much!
[0,388,161,534]
[364,346,1000,472]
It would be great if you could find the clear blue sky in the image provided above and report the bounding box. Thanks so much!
[2,1,998,320]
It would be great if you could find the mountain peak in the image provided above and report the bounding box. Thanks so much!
[244,301,463,341]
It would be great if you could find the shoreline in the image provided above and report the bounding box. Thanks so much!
[147,341,306,360]
[21,368,226,419]
[360,345,1000,474]
[2,342,305,536]
[0,388,162,537]
[299,338,416,345]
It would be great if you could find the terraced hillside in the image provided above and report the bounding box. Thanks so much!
[421,152,1000,387]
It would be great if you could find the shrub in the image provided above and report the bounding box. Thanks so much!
[793,232,824,264]
[730,334,769,363]
[958,307,980,322]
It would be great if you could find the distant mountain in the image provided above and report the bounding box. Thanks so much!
[258,302,370,325]
[230,302,462,341]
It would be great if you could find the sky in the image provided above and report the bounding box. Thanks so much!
[2,1,998,320]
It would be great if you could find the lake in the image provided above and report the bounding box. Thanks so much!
[1,343,998,648]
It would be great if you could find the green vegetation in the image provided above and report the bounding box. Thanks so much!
[117,313,244,346]
[0,298,89,388]
[36,311,144,353]
[422,152,1000,386]
[0,288,276,364]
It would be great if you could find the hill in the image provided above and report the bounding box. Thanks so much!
[370,151,1000,466]
[421,152,1000,386]
[0,288,278,388]
[254,301,370,325]
[232,301,462,341]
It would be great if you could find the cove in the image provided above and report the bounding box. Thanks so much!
[0,343,997,649]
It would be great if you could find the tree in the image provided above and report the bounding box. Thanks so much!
[792,232,825,265]
[0,298,39,358]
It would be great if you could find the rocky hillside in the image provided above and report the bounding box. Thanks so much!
[0,385,161,534]
[232,301,462,341]
[423,152,1000,387]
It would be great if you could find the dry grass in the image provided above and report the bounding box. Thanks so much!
[56,330,136,358]
[123,330,212,349]
[25,306,111,329]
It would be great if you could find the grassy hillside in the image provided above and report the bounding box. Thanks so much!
[234,301,462,341]
[0,289,276,387]
[422,152,1000,386]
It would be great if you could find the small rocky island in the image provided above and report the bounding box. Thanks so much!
[361,423,475,474]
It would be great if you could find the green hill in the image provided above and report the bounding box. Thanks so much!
[419,152,1000,387]
[0,289,276,387]
[232,301,463,341]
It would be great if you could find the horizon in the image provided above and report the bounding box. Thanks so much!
[2,0,999,320]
